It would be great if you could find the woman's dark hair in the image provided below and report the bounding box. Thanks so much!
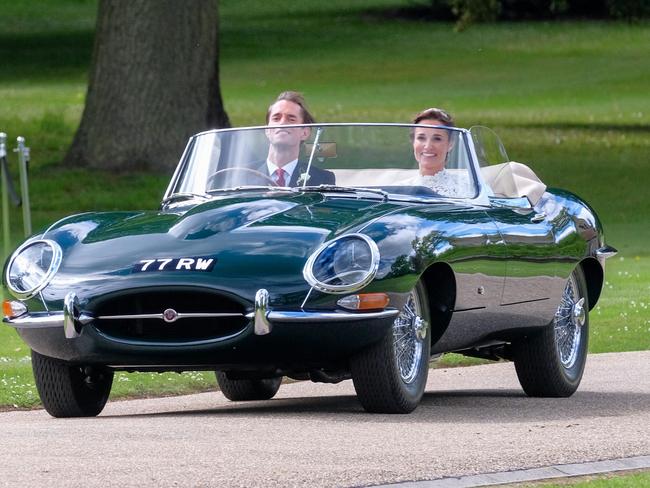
[409,107,455,142]
[412,107,455,127]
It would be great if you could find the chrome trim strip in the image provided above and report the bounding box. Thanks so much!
[596,245,618,260]
[163,136,196,202]
[192,122,467,138]
[5,307,399,330]
[3,310,94,330]
[254,289,272,335]
[94,327,247,348]
[253,288,273,335]
[63,292,81,339]
[3,312,64,329]
[500,297,550,307]
[39,291,50,312]
[245,308,400,323]
[97,312,244,320]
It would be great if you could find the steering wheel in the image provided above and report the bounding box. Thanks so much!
[206,167,278,189]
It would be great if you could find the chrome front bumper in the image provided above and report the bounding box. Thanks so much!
[3,289,399,339]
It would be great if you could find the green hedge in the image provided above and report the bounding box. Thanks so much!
[419,0,650,29]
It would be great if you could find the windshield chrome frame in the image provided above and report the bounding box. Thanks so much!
[162,123,493,207]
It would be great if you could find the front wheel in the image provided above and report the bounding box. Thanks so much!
[215,372,282,401]
[350,281,431,413]
[513,267,589,397]
[32,350,113,417]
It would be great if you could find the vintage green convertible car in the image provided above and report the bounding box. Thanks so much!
[2,123,616,417]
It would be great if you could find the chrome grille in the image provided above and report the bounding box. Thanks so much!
[91,289,248,344]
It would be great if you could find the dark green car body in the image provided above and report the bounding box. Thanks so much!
[2,124,615,415]
[8,187,604,365]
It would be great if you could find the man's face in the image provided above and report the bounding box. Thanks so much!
[266,100,311,149]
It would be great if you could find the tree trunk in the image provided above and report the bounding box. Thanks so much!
[65,0,230,171]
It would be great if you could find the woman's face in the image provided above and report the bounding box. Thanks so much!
[413,118,453,176]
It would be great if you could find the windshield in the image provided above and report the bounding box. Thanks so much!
[168,124,478,201]
[469,125,509,167]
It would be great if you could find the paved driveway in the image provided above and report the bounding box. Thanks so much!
[1,351,648,487]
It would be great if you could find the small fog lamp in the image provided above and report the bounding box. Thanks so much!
[337,293,390,311]
[2,300,27,319]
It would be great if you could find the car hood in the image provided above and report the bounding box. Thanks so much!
[40,192,405,304]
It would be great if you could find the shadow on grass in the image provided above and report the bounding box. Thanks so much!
[0,31,93,82]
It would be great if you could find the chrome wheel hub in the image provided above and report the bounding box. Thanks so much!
[414,316,428,341]
[393,290,427,384]
[554,275,584,368]
[572,298,586,327]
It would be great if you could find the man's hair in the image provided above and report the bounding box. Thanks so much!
[412,107,455,127]
[266,91,316,124]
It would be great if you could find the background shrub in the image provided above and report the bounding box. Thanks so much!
[419,0,649,28]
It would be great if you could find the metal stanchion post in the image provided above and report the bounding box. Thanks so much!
[1,132,10,258]
[16,136,32,237]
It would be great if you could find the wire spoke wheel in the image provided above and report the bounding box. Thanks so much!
[513,267,589,397]
[393,290,427,384]
[351,281,431,413]
[554,273,586,369]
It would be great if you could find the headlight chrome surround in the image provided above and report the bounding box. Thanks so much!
[5,239,63,300]
[303,233,380,294]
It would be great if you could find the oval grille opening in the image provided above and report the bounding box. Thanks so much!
[91,290,248,344]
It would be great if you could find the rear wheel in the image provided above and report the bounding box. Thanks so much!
[351,281,431,413]
[513,268,589,397]
[32,350,113,418]
[215,372,282,401]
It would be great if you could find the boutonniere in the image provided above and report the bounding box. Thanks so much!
[297,172,311,185]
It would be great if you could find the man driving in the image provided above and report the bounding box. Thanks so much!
[260,91,335,186]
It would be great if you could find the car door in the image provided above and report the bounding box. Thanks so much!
[488,197,557,295]
[470,126,562,326]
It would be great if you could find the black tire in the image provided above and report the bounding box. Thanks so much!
[513,267,589,397]
[32,350,113,418]
[215,372,282,401]
[350,281,431,413]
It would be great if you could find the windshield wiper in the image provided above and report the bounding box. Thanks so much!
[207,185,284,194]
[301,127,323,188]
[161,192,211,205]
[296,185,389,201]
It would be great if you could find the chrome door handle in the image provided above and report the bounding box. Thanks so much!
[530,212,546,223]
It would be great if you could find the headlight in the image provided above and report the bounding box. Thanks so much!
[303,234,379,294]
[5,239,62,299]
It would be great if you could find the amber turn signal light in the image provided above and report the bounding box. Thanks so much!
[3,300,27,319]
[337,293,390,311]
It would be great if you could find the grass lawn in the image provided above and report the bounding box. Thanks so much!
[0,0,648,408]
[505,470,650,487]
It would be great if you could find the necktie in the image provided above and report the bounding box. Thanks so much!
[274,168,286,186]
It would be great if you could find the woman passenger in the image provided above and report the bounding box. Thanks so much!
[404,108,469,197]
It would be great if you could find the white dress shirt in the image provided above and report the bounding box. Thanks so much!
[266,159,298,186]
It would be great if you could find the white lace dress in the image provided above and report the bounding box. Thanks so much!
[400,169,472,197]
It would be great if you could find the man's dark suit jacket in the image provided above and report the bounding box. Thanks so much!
[254,161,336,187]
